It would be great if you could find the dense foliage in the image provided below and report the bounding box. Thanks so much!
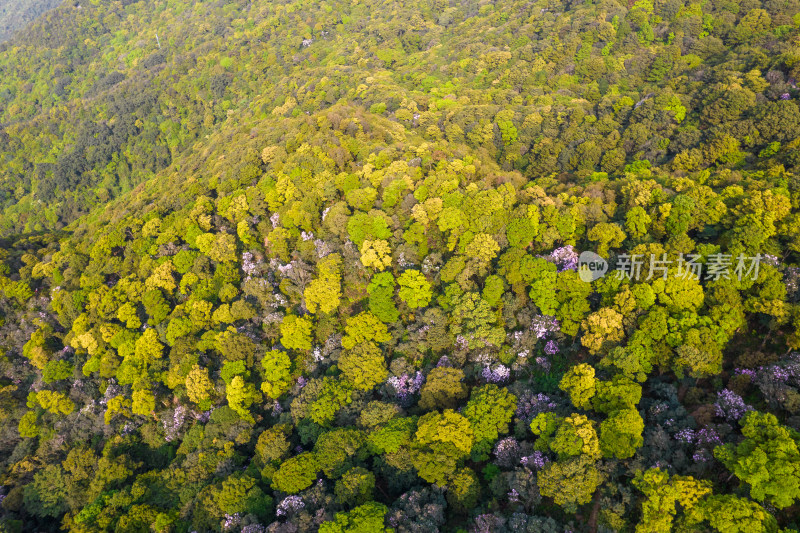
[1,0,800,531]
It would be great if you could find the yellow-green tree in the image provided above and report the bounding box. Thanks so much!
[633,468,712,532]
[412,409,474,485]
[463,384,517,458]
[419,367,468,410]
[464,233,500,263]
[261,350,293,399]
[132,386,156,416]
[226,375,259,423]
[538,456,602,511]
[600,409,644,459]
[587,222,626,257]
[581,308,625,354]
[360,240,392,271]
[397,270,432,309]
[185,364,214,408]
[280,315,313,351]
[338,342,388,391]
[271,452,319,494]
[341,312,391,350]
[305,253,342,314]
[559,363,597,411]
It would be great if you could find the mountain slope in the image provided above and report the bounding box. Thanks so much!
[1,0,798,235]
[0,0,799,532]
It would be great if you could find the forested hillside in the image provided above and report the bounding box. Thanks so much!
[0,0,800,531]
[0,0,60,42]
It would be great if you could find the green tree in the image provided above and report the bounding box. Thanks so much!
[143,290,170,325]
[196,232,237,262]
[481,275,505,306]
[686,495,778,533]
[549,414,602,460]
[714,411,800,509]
[145,260,177,292]
[261,349,293,399]
[42,360,74,383]
[464,233,500,263]
[448,291,505,348]
[733,9,772,43]
[367,416,416,455]
[318,501,390,533]
[593,375,642,413]
[506,217,537,248]
[314,428,366,478]
[419,367,468,410]
[528,258,558,315]
[463,384,517,458]
[211,475,270,520]
[538,456,602,512]
[587,222,626,257]
[600,346,652,383]
[341,312,391,350]
[367,272,399,323]
[18,410,39,438]
[134,327,164,364]
[281,315,313,351]
[255,425,291,466]
[581,307,625,354]
[226,375,259,423]
[397,270,432,309]
[339,342,388,391]
[446,467,481,511]
[116,301,141,329]
[559,363,597,411]
[554,270,592,336]
[271,452,319,494]
[23,465,69,518]
[625,206,652,240]
[334,467,375,506]
[600,409,644,459]
[305,253,342,314]
[633,468,712,533]
[413,409,474,485]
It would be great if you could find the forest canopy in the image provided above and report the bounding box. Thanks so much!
[0,0,799,531]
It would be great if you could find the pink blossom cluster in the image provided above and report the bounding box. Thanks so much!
[515,392,557,424]
[276,495,305,517]
[530,315,560,339]
[387,372,425,402]
[162,405,187,442]
[520,451,549,469]
[675,428,695,443]
[241,251,259,277]
[714,389,752,421]
[493,437,522,468]
[548,245,578,271]
[544,340,559,355]
[696,427,722,446]
[482,364,511,383]
[222,513,241,531]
